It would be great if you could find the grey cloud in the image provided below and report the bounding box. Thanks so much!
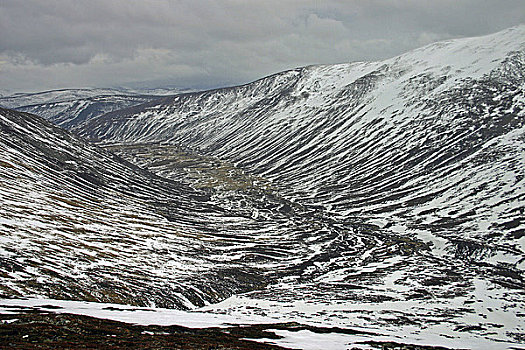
[0,0,524,93]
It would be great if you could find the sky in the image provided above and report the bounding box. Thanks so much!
[1,0,524,94]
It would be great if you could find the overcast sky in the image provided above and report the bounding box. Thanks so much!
[1,0,524,93]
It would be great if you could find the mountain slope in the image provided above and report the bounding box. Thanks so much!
[0,88,132,107]
[2,25,525,348]
[79,25,525,264]
[1,107,370,312]
[0,107,306,308]
[70,26,525,347]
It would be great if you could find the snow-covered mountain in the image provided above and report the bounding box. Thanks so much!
[2,25,525,348]
[0,88,184,130]
[72,25,525,347]
[0,88,134,107]
[80,25,525,259]
[0,107,357,311]
[0,87,187,108]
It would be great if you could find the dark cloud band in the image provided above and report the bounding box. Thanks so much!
[1,0,523,93]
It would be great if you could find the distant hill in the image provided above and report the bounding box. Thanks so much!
[0,87,185,129]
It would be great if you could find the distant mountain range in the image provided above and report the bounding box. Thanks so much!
[0,87,190,130]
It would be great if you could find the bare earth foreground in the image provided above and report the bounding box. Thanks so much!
[0,307,461,350]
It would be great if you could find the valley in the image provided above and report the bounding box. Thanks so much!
[0,25,524,349]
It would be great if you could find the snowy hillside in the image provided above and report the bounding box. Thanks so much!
[0,107,360,312]
[0,107,316,309]
[80,25,525,262]
[71,26,525,347]
[0,88,136,108]
[1,25,525,349]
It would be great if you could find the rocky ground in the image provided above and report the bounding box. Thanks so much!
[0,309,463,350]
